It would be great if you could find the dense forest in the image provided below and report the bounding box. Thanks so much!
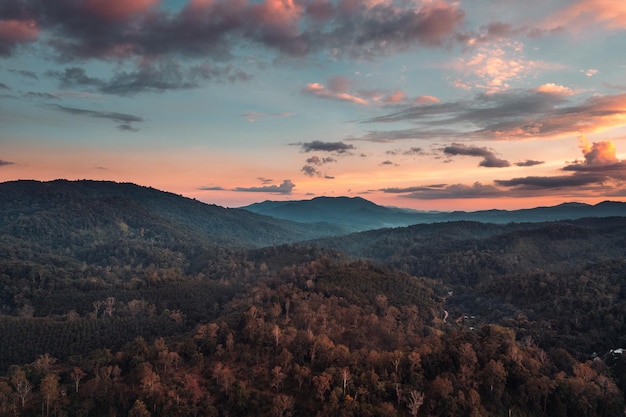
[1,180,625,416]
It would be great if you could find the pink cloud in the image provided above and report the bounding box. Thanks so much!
[383,91,407,104]
[302,81,368,105]
[84,0,158,20]
[414,95,441,105]
[542,0,626,31]
[0,19,39,54]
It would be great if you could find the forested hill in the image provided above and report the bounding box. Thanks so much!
[310,217,626,353]
[0,179,343,248]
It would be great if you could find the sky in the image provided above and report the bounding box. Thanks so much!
[1,0,626,211]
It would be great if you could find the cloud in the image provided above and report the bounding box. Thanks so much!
[241,112,294,123]
[299,140,355,154]
[48,104,143,130]
[3,0,464,62]
[0,159,15,166]
[9,69,38,79]
[376,140,626,201]
[514,160,544,167]
[451,41,560,92]
[494,175,603,189]
[302,75,417,107]
[302,155,337,177]
[0,19,38,56]
[301,165,321,177]
[532,83,575,96]
[487,140,626,193]
[24,91,60,100]
[83,0,158,21]
[306,156,336,165]
[414,95,441,105]
[199,186,226,191]
[48,62,251,95]
[581,69,598,77]
[302,80,368,105]
[257,177,274,184]
[0,83,10,90]
[561,139,626,179]
[539,0,626,32]
[443,143,510,168]
[381,182,507,200]
[358,89,626,143]
[234,179,295,194]
[403,147,424,155]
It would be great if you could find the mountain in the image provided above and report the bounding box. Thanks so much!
[242,196,423,232]
[243,196,626,231]
[0,179,343,249]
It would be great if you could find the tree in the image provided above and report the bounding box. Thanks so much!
[40,374,59,417]
[406,390,424,417]
[271,394,294,417]
[128,399,151,417]
[71,367,87,393]
[313,372,332,403]
[9,367,32,409]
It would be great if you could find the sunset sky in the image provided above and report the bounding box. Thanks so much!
[1,0,626,211]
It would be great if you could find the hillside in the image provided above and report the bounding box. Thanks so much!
[310,217,626,353]
[243,196,626,232]
[0,179,342,249]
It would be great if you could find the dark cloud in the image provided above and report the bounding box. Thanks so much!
[306,156,336,165]
[48,104,143,130]
[515,160,544,167]
[117,124,140,132]
[0,159,15,166]
[403,147,423,155]
[302,155,336,177]
[0,0,464,62]
[357,90,626,143]
[234,179,295,194]
[391,182,507,200]
[380,160,394,165]
[10,69,38,79]
[0,83,9,90]
[48,62,251,95]
[301,165,321,177]
[257,177,274,184]
[199,186,226,191]
[444,143,510,168]
[299,140,355,153]
[494,175,603,189]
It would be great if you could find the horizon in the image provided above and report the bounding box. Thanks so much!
[1,1,626,211]
[2,177,622,213]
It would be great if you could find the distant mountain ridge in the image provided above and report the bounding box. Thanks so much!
[242,196,626,232]
[0,179,343,248]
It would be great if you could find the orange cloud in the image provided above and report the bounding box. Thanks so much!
[533,83,575,96]
[579,136,619,165]
[85,0,158,20]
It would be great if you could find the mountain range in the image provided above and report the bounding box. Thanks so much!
[242,195,626,232]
